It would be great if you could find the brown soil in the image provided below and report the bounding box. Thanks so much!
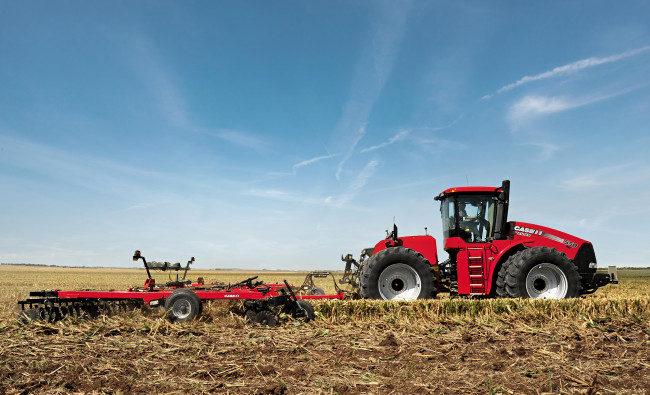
[1,304,648,395]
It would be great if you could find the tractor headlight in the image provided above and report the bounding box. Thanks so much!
[589,262,597,269]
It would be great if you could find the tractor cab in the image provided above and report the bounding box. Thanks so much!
[435,180,510,247]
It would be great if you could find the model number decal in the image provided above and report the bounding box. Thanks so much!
[563,240,578,249]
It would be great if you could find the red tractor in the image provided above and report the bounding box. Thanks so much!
[341,180,617,300]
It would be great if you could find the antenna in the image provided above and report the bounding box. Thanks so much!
[465,175,469,185]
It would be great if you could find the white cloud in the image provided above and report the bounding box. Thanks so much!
[201,128,270,151]
[519,142,561,161]
[247,189,324,205]
[328,160,380,208]
[412,137,468,153]
[507,88,642,132]
[360,118,465,154]
[131,34,268,151]
[0,135,164,198]
[508,95,574,123]
[562,162,649,190]
[293,154,337,173]
[361,129,411,153]
[130,34,190,129]
[333,2,411,180]
[0,134,243,203]
[251,160,380,209]
[336,123,368,179]
[482,45,650,100]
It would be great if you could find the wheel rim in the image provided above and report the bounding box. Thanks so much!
[172,299,192,319]
[378,263,422,300]
[525,263,568,299]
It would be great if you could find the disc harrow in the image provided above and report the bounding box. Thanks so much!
[18,294,143,323]
[17,250,346,326]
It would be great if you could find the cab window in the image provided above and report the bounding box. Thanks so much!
[457,195,495,243]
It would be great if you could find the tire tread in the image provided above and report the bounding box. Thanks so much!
[504,247,582,298]
[359,247,436,300]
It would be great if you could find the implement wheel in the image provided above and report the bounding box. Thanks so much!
[245,309,278,326]
[505,247,581,299]
[360,247,436,300]
[165,289,201,322]
[17,309,42,324]
[255,310,278,326]
[283,299,315,322]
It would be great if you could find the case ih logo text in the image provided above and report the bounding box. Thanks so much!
[224,294,240,298]
[514,226,541,235]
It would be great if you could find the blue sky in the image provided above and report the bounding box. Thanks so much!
[1,1,649,269]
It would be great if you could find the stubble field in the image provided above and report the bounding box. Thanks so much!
[0,265,648,394]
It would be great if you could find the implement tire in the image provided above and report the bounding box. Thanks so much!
[359,247,436,300]
[165,289,201,323]
[505,247,581,299]
[17,309,41,324]
[283,299,315,323]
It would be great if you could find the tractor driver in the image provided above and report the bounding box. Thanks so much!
[458,201,477,241]
[458,200,489,242]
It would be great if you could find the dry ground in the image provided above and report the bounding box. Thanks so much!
[0,266,648,394]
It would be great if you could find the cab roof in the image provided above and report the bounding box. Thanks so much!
[435,185,502,200]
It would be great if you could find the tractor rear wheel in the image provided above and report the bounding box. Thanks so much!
[505,247,581,299]
[359,247,436,300]
[164,289,201,322]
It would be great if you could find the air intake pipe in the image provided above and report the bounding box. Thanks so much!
[493,180,510,240]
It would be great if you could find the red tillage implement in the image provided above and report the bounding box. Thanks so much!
[17,250,345,326]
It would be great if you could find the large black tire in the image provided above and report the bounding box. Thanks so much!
[495,254,516,297]
[164,289,201,322]
[359,247,436,300]
[504,247,581,299]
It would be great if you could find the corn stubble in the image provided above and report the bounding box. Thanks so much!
[0,266,648,394]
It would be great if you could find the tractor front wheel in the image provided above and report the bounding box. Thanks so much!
[505,247,581,299]
[359,247,436,300]
[164,289,201,322]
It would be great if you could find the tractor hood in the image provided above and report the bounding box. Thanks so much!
[509,221,589,259]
